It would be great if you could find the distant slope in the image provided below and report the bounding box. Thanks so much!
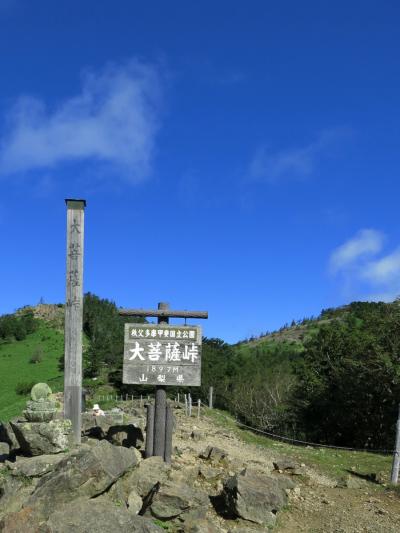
[233,304,353,350]
[0,321,64,421]
[229,305,351,386]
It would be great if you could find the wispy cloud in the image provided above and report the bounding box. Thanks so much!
[362,249,400,285]
[248,128,350,184]
[0,59,163,182]
[329,229,384,274]
[329,229,400,302]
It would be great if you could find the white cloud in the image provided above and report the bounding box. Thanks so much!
[329,229,400,303]
[329,229,384,274]
[0,60,162,182]
[362,249,400,285]
[248,128,349,184]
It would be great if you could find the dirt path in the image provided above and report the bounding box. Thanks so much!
[173,408,400,532]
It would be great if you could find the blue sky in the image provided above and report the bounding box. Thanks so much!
[0,1,399,343]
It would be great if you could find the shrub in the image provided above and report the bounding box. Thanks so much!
[29,346,44,364]
[15,381,36,396]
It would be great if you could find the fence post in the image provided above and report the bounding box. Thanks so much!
[140,395,143,409]
[188,394,192,417]
[184,394,188,416]
[391,404,400,484]
[209,386,213,409]
[197,399,201,418]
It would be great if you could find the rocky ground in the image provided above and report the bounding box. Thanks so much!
[1,404,400,532]
[173,408,400,532]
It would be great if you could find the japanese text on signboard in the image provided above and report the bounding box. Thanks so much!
[123,324,202,386]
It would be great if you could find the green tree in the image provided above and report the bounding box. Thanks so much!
[293,302,400,448]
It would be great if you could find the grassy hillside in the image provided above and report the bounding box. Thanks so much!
[0,322,64,421]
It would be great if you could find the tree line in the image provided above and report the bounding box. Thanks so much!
[81,294,400,449]
[0,310,38,342]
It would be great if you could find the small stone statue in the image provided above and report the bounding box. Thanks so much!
[23,383,57,422]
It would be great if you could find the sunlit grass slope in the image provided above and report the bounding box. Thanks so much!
[0,323,64,421]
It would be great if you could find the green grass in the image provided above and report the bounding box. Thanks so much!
[206,408,392,483]
[0,323,64,421]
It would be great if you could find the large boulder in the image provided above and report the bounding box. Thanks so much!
[123,456,171,500]
[81,413,144,449]
[149,481,209,522]
[221,468,287,526]
[9,419,73,456]
[0,506,46,533]
[26,440,140,518]
[45,498,164,533]
[6,454,66,478]
[0,475,39,519]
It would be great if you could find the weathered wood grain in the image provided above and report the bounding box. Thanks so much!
[64,199,86,444]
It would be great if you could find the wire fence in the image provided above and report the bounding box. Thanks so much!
[91,390,394,455]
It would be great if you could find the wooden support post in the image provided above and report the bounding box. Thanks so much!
[64,199,86,445]
[153,302,169,458]
[164,404,173,463]
[197,399,201,418]
[145,403,155,459]
[209,386,213,409]
[391,404,400,484]
[188,393,192,417]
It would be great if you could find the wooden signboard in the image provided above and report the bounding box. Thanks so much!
[123,323,202,386]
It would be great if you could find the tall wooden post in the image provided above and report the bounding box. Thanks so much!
[391,404,400,484]
[64,199,86,444]
[153,302,169,457]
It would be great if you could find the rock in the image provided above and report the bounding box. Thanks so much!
[221,469,287,526]
[81,413,144,449]
[169,465,199,486]
[150,480,209,521]
[26,440,140,518]
[6,454,66,477]
[124,456,171,499]
[107,424,144,449]
[199,446,228,463]
[272,474,296,491]
[0,506,46,533]
[191,430,203,442]
[0,475,39,519]
[273,458,300,472]
[370,471,387,484]
[0,421,20,453]
[45,498,164,532]
[228,525,264,533]
[0,442,10,462]
[183,518,220,532]
[9,419,73,456]
[199,464,219,481]
[336,474,364,489]
[128,490,143,515]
